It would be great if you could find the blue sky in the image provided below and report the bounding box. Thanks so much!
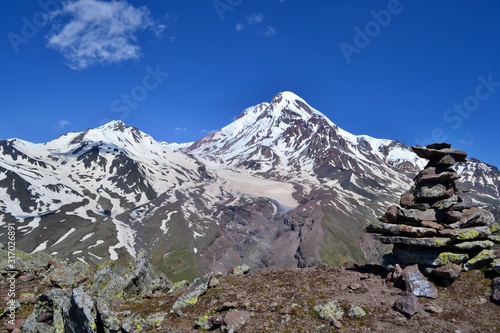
[1,1,500,167]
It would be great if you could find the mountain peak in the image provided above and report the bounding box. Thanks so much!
[98,120,129,132]
[271,91,304,104]
[268,91,328,123]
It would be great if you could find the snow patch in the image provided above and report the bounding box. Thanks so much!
[52,228,76,247]
[108,218,136,260]
[31,241,48,254]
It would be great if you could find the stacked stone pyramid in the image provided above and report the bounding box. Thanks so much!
[366,143,500,279]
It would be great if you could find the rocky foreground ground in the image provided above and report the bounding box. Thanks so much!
[0,247,499,333]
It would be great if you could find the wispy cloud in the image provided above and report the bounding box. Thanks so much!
[263,26,277,37]
[46,0,156,70]
[53,120,70,130]
[235,23,244,31]
[460,131,474,146]
[155,13,178,39]
[247,13,264,24]
[175,127,187,131]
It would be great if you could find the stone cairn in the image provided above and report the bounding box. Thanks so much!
[366,143,500,281]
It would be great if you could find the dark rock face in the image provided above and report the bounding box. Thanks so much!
[0,166,39,213]
[366,143,500,280]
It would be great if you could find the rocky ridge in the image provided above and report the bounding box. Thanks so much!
[1,246,499,333]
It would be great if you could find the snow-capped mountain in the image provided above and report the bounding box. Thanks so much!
[188,91,426,189]
[1,92,499,281]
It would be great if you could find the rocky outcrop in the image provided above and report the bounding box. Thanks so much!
[21,249,172,333]
[366,143,500,281]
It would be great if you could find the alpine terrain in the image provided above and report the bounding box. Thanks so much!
[1,91,499,281]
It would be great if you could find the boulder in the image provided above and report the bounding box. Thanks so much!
[425,263,462,280]
[23,289,71,332]
[398,208,443,222]
[401,264,438,299]
[393,292,420,317]
[411,146,467,162]
[233,264,251,276]
[168,280,190,294]
[443,210,462,222]
[414,183,449,201]
[433,195,459,210]
[89,262,127,300]
[222,310,251,332]
[455,191,473,208]
[415,168,459,184]
[45,260,90,288]
[23,288,98,333]
[400,192,415,208]
[68,286,98,333]
[348,305,366,319]
[464,249,496,271]
[123,249,170,298]
[380,205,399,223]
[435,154,456,167]
[95,300,121,332]
[172,274,212,312]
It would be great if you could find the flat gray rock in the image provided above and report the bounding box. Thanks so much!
[366,222,437,237]
[402,264,438,299]
[375,235,452,247]
[412,146,467,162]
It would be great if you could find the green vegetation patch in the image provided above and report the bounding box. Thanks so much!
[159,246,200,282]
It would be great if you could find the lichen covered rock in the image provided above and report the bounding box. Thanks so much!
[314,300,344,321]
[366,143,500,280]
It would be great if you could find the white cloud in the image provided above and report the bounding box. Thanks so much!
[175,127,187,131]
[263,26,277,37]
[53,120,70,130]
[155,24,166,37]
[156,13,178,38]
[46,0,154,70]
[247,13,264,24]
[235,23,244,31]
